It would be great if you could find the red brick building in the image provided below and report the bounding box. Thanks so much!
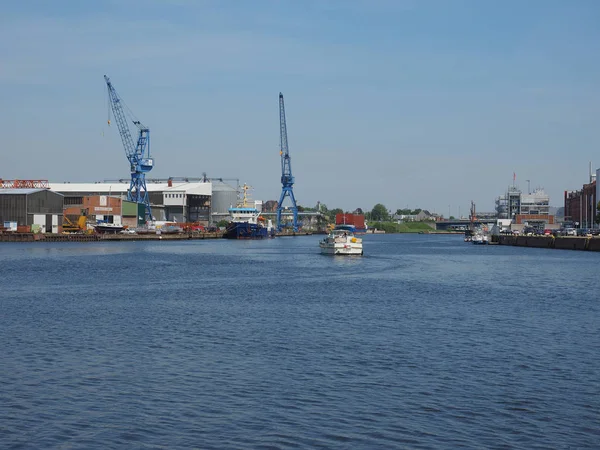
[564,180,596,228]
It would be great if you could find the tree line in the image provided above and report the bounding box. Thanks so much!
[302,203,426,224]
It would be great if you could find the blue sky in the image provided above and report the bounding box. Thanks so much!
[2,0,599,215]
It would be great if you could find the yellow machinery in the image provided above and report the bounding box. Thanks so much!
[63,211,88,233]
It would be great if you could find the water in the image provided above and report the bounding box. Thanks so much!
[1,234,599,449]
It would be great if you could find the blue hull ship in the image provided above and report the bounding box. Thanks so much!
[224,184,275,240]
[224,222,274,239]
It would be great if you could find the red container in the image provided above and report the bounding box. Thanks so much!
[336,214,366,230]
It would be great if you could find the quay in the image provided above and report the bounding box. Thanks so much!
[0,231,226,243]
[497,235,600,252]
[0,230,316,243]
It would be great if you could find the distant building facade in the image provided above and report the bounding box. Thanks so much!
[564,175,597,229]
[496,185,554,228]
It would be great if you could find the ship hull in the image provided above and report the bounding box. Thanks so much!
[224,222,274,239]
[94,224,124,234]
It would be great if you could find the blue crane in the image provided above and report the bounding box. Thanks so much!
[104,75,154,221]
[276,92,299,231]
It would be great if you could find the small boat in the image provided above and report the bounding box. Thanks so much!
[94,222,124,234]
[472,233,489,245]
[319,224,363,255]
[157,223,182,234]
[224,184,275,240]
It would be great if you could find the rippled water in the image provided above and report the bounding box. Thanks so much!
[1,235,599,449]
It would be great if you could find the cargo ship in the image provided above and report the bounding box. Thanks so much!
[335,213,367,234]
[224,184,274,240]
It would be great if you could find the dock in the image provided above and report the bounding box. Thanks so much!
[0,231,226,243]
[497,235,600,252]
[0,230,319,242]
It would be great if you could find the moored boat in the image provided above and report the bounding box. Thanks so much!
[94,222,124,234]
[472,233,489,245]
[224,184,274,240]
[319,224,363,255]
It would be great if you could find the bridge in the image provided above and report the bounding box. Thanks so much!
[435,218,498,231]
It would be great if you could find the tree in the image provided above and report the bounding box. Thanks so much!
[371,204,389,221]
[327,208,343,223]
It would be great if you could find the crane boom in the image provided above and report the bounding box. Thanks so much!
[104,75,154,221]
[276,92,299,231]
[279,93,293,187]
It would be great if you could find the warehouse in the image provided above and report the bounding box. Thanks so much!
[50,178,238,225]
[0,188,64,233]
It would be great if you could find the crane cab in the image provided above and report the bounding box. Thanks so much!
[139,158,154,173]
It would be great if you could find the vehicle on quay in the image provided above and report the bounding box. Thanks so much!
[224,184,275,240]
[319,224,363,255]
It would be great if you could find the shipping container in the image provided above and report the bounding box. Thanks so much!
[335,214,366,231]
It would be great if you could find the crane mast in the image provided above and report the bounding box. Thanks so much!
[104,75,154,221]
[276,93,299,231]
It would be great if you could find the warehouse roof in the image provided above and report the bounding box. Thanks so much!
[49,182,212,196]
[0,188,50,195]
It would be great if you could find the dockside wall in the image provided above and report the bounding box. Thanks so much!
[498,235,600,252]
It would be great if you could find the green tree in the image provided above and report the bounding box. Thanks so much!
[327,208,343,223]
[371,204,389,221]
[216,219,229,228]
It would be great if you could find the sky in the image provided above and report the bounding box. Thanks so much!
[1,0,600,216]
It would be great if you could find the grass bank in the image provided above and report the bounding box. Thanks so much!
[370,222,435,233]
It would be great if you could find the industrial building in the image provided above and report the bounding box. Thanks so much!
[0,188,64,233]
[50,178,239,225]
[496,185,555,228]
[63,196,145,229]
[564,168,598,229]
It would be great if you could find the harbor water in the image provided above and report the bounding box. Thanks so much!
[1,234,599,449]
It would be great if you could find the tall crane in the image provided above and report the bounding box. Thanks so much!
[104,75,154,221]
[276,92,299,231]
